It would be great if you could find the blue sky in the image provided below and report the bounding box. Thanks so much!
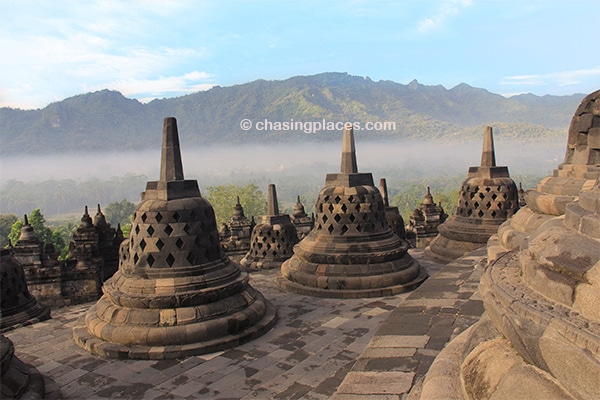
[1,0,599,109]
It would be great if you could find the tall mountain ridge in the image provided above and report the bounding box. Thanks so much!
[0,72,584,155]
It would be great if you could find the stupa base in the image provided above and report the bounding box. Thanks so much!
[276,268,428,299]
[72,299,276,360]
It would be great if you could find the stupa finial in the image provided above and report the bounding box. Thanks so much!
[379,178,390,207]
[23,214,29,226]
[481,126,496,167]
[160,117,185,181]
[340,125,358,174]
[267,184,279,216]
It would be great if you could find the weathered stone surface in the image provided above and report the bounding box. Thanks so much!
[498,89,600,252]
[279,126,427,298]
[0,335,46,399]
[0,249,50,332]
[73,117,276,359]
[426,127,519,264]
[415,92,600,400]
[406,186,447,248]
[219,196,254,260]
[240,184,298,270]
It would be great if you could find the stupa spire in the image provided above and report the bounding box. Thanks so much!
[160,117,185,181]
[340,125,358,173]
[267,184,279,216]
[481,126,496,167]
[379,178,390,207]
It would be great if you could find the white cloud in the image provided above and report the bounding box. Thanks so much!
[501,66,600,87]
[418,0,472,33]
[88,71,216,100]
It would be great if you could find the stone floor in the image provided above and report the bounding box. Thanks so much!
[4,249,486,399]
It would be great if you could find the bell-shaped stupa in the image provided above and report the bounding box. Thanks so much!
[291,195,314,240]
[73,117,276,359]
[405,187,448,248]
[220,196,254,261]
[240,184,298,270]
[379,178,407,240]
[496,89,600,253]
[0,248,50,332]
[425,126,519,263]
[278,126,428,298]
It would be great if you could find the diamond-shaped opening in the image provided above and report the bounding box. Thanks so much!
[164,225,173,236]
[341,225,349,235]
[341,204,348,212]
[318,204,323,212]
[156,239,164,250]
[467,209,473,216]
[261,250,267,257]
[328,204,334,213]
[257,242,263,249]
[183,224,191,234]
[348,195,354,202]
[473,202,479,208]
[322,215,328,223]
[173,212,181,222]
[349,214,356,222]
[334,214,341,223]
[147,226,155,236]
[141,213,147,222]
[485,187,491,192]
[478,193,485,200]
[478,210,485,218]
[327,224,334,234]
[491,210,497,218]
[147,254,155,266]
[176,238,184,249]
[187,252,195,264]
[139,239,146,250]
[166,253,175,267]
[334,195,341,203]
[155,212,163,222]
[497,186,504,191]
[486,202,492,209]
[491,193,498,200]
[135,225,140,235]
[323,195,330,202]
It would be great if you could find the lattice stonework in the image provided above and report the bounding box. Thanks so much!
[247,225,296,259]
[314,189,388,236]
[126,205,221,270]
[456,183,519,220]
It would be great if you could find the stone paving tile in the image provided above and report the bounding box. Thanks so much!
[4,249,487,399]
[4,251,441,400]
[333,248,487,399]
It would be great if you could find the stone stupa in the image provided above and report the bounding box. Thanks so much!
[290,195,314,240]
[416,179,600,400]
[0,248,50,332]
[405,187,448,248]
[240,184,298,270]
[220,196,254,261]
[425,126,519,263]
[73,117,276,359]
[278,126,428,298]
[379,178,406,240]
[496,89,600,253]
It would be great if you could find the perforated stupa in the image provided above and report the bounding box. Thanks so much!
[278,126,427,298]
[73,117,276,359]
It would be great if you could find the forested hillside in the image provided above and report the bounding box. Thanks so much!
[0,73,581,155]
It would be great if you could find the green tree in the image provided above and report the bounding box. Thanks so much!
[7,209,68,257]
[205,183,266,226]
[104,199,136,226]
[0,214,18,247]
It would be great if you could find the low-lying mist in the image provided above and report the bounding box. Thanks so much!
[1,139,564,184]
[0,138,566,218]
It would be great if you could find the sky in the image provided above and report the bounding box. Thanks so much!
[1,0,599,110]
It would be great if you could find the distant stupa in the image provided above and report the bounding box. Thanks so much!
[278,126,427,298]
